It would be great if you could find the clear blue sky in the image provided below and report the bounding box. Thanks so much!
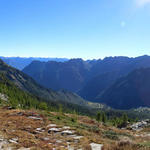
[0,0,150,59]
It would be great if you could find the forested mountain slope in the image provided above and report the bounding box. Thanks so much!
[0,59,93,110]
[97,68,150,109]
[23,55,150,106]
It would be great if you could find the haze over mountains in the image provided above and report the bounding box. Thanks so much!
[0,56,68,70]
[98,68,150,109]
[2,55,150,110]
[23,59,91,92]
[0,59,95,113]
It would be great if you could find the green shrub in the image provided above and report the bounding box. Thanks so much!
[39,102,48,110]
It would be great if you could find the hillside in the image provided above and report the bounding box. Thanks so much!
[4,55,150,109]
[23,55,150,99]
[78,71,120,101]
[79,55,150,101]
[0,107,149,150]
[0,60,150,149]
[97,68,150,109]
[0,59,99,114]
[0,60,149,119]
[0,59,60,101]
[23,59,91,92]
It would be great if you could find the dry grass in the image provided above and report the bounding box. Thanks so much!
[0,107,149,149]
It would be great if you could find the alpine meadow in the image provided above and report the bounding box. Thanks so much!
[0,0,150,149]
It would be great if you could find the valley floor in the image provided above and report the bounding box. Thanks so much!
[0,107,149,150]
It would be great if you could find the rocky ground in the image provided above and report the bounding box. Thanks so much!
[0,107,149,150]
[129,120,150,131]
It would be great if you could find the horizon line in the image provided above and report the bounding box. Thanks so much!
[0,54,149,61]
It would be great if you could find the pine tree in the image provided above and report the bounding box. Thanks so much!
[58,104,63,114]
[102,112,107,123]
[96,111,101,122]
[122,113,128,124]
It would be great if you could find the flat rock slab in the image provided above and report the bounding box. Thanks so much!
[61,130,75,135]
[9,139,18,144]
[47,124,57,128]
[0,93,8,101]
[68,135,84,140]
[28,116,42,120]
[36,128,45,133]
[0,140,13,150]
[0,141,8,149]
[73,135,83,140]
[18,148,30,150]
[67,145,74,150]
[90,143,103,150]
[63,126,71,129]
[48,128,61,133]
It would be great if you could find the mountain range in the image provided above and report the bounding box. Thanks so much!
[97,68,150,109]
[0,56,68,70]
[79,55,150,102]
[0,59,96,112]
[3,55,150,110]
[23,55,150,96]
[23,59,91,92]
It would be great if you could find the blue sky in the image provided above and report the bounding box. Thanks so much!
[0,0,150,59]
